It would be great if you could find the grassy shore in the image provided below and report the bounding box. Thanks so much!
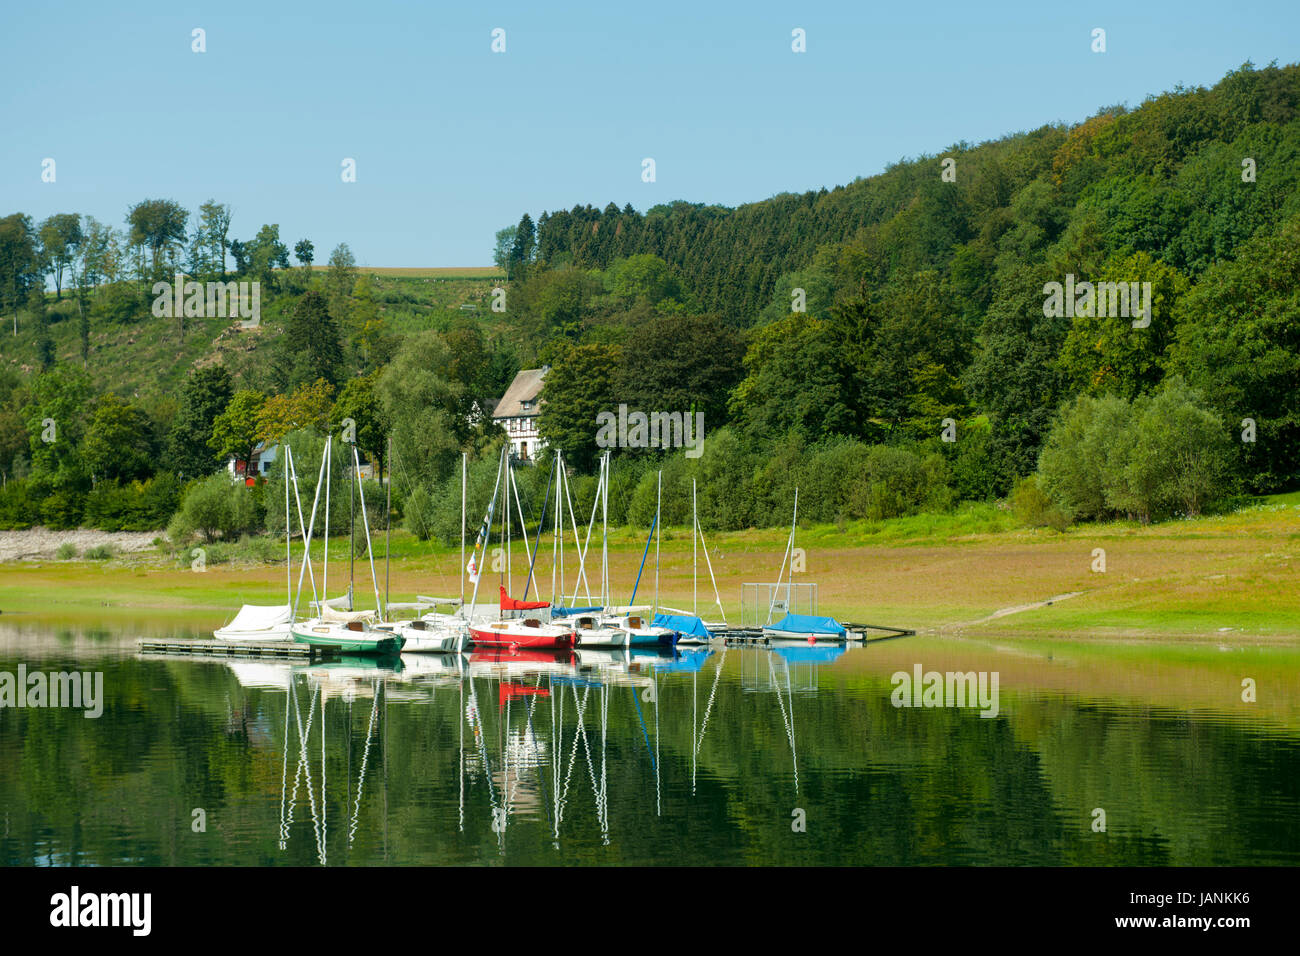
[2,493,1297,641]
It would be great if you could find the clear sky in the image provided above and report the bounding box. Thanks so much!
[3,0,1296,266]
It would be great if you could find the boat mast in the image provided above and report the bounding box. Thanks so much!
[551,450,561,604]
[286,446,319,615]
[765,486,799,626]
[692,477,697,617]
[285,443,292,607]
[601,451,609,608]
[504,448,511,597]
[385,434,391,611]
[352,444,384,617]
[653,469,661,619]
[349,433,356,610]
[292,440,330,622]
[468,446,506,620]
[460,451,467,608]
[323,436,331,611]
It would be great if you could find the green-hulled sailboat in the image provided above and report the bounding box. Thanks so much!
[289,435,403,656]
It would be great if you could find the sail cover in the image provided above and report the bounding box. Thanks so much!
[766,613,847,637]
[652,613,712,640]
[551,605,604,618]
[321,606,377,624]
[499,585,550,610]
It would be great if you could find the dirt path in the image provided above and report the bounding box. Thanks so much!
[932,591,1087,632]
[0,528,161,562]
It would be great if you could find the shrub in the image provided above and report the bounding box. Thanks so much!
[169,473,258,543]
[83,544,114,560]
[1010,476,1069,531]
[39,489,86,530]
[83,473,183,532]
[1038,379,1232,523]
[404,484,436,541]
[0,479,38,529]
[847,445,954,521]
[56,542,78,559]
[949,423,1012,501]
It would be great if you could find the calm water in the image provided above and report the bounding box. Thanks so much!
[1,620,1297,866]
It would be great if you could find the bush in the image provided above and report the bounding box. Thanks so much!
[1038,378,1232,523]
[0,480,38,529]
[83,544,114,560]
[56,542,78,559]
[169,473,258,543]
[404,484,436,541]
[39,488,86,530]
[242,533,285,565]
[846,445,954,521]
[949,423,1012,501]
[83,474,183,531]
[1010,476,1069,531]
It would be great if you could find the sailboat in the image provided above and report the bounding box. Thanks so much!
[388,452,474,651]
[598,468,674,646]
[652,475,727,643]
[290,436,403,655]
[465,447,575,650]
[215,443,304,642]
[469,586,576,650]
[760,487,851,643]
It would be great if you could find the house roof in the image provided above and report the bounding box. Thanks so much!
[492,367,547,419]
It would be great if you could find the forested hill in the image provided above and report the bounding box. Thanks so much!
[520,61,1300,326]
[505,60,1300,503]
[1,62,1298,540]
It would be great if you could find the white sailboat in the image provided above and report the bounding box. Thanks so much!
[598,469,674,646]
[215,442,307,642]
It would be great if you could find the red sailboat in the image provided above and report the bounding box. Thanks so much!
[467,586,577,649]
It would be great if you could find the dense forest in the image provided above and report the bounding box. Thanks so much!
[0,61,1297,545]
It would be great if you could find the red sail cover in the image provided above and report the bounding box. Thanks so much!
[499,585,550,610]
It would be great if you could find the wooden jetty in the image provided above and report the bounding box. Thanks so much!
[137,639,332,661]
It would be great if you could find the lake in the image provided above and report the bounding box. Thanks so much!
[1,619,1297,866]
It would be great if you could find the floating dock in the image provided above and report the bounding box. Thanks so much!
[137,639,331,661]
[718,623,915,645]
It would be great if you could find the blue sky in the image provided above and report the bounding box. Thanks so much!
[2,0,1296,266]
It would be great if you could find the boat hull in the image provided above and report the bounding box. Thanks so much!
[389,622,466,653]
[214,624,293,642]
[761,627,846,643]
[291,624,404,655]
[469,622,576,649]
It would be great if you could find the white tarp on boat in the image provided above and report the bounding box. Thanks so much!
[222,604,292,631]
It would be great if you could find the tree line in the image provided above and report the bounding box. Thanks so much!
[1,61,1297,541]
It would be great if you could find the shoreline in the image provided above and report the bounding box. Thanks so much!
[2,495,1297,642]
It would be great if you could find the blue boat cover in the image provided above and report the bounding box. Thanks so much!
[767,613,847,637]
[771,644,846,665]
[652,613,712,640]
[550,605,604,618]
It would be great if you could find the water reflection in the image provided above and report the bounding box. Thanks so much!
[268,645,806,862]
[2,621,1298,866]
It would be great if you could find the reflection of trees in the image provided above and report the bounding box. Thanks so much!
[1,650,1296,866]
